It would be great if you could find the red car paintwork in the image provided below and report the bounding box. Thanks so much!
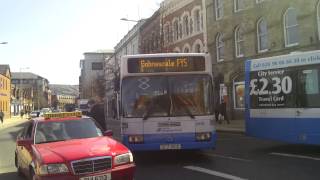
[15,117,135,180]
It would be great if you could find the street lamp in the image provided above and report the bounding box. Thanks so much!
[19,67,30,116]
[0,42,8,44]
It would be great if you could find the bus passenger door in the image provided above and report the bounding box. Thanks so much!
[295,66,320,144]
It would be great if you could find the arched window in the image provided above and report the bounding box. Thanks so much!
[235,25,244,57]
[234,0,244,12]
[192,40,203,53]
[173,20,179,41]
[183,44,191,53]
[216,33,224,61]
[164,23,170,44]
[257,18,268,52]
[194,44,200,53]
[215,0,224,20]
[195,9,201,32]
[284,8,299,47]
[183,15,189,37]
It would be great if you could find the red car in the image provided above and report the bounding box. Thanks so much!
[15,112,135,180]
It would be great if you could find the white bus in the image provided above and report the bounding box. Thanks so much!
[245,50,320,145]
[106,53,216,151]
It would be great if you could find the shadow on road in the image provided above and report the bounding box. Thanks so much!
[0,172,24,180]
[261,144,320,156]
[134,150,211,166]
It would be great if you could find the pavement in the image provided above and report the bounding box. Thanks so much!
[0,115,29,130]
[215,119,245,133]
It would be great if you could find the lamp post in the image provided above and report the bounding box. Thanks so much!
[0,42,8,44]
[19,67,30,116]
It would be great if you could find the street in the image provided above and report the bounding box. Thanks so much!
[1,123,320,180]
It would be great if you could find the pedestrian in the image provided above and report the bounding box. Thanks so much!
[219,99,230,124]
[20,110,24,119]
[0,109,4,124]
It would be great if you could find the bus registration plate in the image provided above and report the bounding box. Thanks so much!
[80,173,111,180]
[160,144,181,150]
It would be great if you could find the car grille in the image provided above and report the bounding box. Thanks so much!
[71,156,112,175]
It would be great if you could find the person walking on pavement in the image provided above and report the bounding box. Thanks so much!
[0,109,4,124]
[219,99,230,124]
[20,110,24,119]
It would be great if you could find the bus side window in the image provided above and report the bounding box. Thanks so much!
[297,67,320,108]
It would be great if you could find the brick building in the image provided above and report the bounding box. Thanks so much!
[160,0,206,53]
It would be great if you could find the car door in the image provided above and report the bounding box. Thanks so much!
[17,121,34,172]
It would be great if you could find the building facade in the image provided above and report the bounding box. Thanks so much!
[140,9,162,54]
[11,72,50,114]
[0,65,11,119]
[160,0,207,53]
[79,51,114,102]
[205,0,320,119]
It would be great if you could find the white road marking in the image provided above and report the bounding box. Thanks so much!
[270,152,320,161]
[184,166,248,180]
[201,152,253,163]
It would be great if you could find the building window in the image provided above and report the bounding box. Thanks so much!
[284,8,299,47]
[235,25,244,57]
[234,0,244,12]
[195,44,201,53]
[215,0,224,20]
[173,20,179,41]
[92,62,103,70]
[257,18,268,52]
[256,0,265,3]
[183,15,189,37]
[164,23,170,44]
[233,81,245,109]
[184,47,190,53]
[194,9,201,32]
[216,33,224,62]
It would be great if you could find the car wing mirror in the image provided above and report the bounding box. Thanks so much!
[103,130,113,137]
[17,139,33,146]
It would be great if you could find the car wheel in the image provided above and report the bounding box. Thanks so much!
[15,153,23,177]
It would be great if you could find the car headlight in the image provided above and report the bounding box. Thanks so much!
[114,152,133,166]
[39,163,69,175]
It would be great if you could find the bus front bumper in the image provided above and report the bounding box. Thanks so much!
[123,132,216,151]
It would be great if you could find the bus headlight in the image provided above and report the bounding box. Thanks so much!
[128,135,143,144]
[195,132,211,141]
[114,152,133,166]
[39,163,69,175]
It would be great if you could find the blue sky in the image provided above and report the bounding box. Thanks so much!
[0,0,161,84]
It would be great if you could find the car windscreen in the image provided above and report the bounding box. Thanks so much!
[34,118,103,144]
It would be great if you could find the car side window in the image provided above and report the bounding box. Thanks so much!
[21,122,34,139]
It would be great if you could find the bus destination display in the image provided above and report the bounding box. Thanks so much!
[127,56,205,73]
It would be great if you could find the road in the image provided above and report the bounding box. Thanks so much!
[1,123,320,180]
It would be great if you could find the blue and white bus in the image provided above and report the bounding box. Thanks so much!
[108,53,216,151]
[245,50,320,145]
